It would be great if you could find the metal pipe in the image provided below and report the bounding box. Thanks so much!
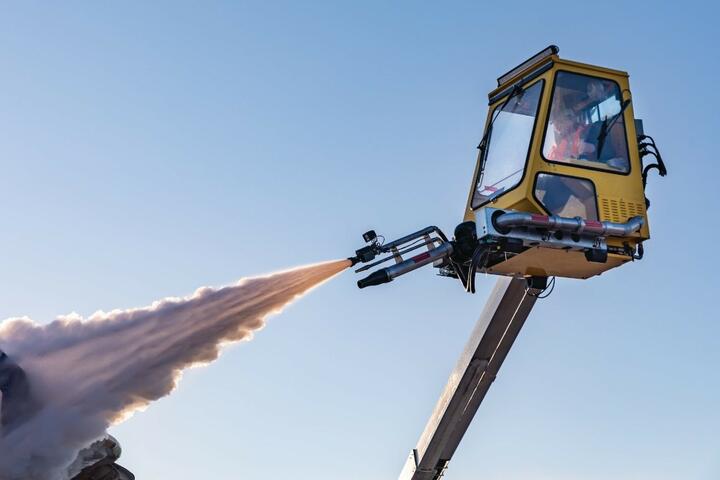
[356,237,441,273]
[380,226,442,252]
[494,212,644,237]
[358,242,454,289]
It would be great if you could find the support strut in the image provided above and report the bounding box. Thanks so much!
[398,276,543,480]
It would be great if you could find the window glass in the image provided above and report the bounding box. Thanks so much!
[535,173,598,221]
[472,81,543,208]
[543,72,629,173]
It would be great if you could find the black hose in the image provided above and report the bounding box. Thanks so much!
[466,246,490,294]
[633,242,644,260]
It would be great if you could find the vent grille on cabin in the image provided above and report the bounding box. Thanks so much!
[600,197,645,223]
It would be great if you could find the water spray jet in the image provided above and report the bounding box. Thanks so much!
[0,259,349,480]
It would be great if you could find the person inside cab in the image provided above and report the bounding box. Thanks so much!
[545,91,596,161]
[544,73,630,172]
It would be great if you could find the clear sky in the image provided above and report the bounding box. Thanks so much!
[1,1,718,479]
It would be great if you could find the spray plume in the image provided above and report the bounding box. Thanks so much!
[0,259,350,480]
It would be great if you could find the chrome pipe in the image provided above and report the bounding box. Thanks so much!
[355,237,441,273]
[358,242,454,289]
[385,242,454,280]
[494,212,644,237]
[380,226,442,252]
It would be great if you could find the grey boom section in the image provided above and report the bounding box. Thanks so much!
[398,277,541,480]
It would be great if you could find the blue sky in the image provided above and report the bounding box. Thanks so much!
[1,1,718,479]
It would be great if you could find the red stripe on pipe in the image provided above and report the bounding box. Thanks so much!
[412,252,432,263]
[530,214,550,224]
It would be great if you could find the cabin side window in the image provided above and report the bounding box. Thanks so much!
[472,80,544,209]
[534,173,599,221]
[542,72,630,173]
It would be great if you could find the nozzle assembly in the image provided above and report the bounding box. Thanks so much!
[357,269,390,289]
[349,225,467,290]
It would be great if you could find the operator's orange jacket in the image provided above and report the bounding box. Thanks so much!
[547,124,590,160]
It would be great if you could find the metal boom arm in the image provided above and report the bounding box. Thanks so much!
[398,277,542,480]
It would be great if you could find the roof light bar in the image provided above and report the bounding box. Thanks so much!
[497,45,559,87]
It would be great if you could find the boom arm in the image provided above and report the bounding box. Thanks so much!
[398,276,542,479]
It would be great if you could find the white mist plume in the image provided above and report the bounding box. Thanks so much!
[0,259,349,480]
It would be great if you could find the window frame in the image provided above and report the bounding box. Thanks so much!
[532,171,600,221]
[540,70,632,176]
[472,79,546,210]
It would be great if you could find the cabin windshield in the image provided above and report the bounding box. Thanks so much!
[472,80,543,208]
[543,71,630,173]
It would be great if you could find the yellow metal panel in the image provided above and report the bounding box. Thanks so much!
[486,248,629,279]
